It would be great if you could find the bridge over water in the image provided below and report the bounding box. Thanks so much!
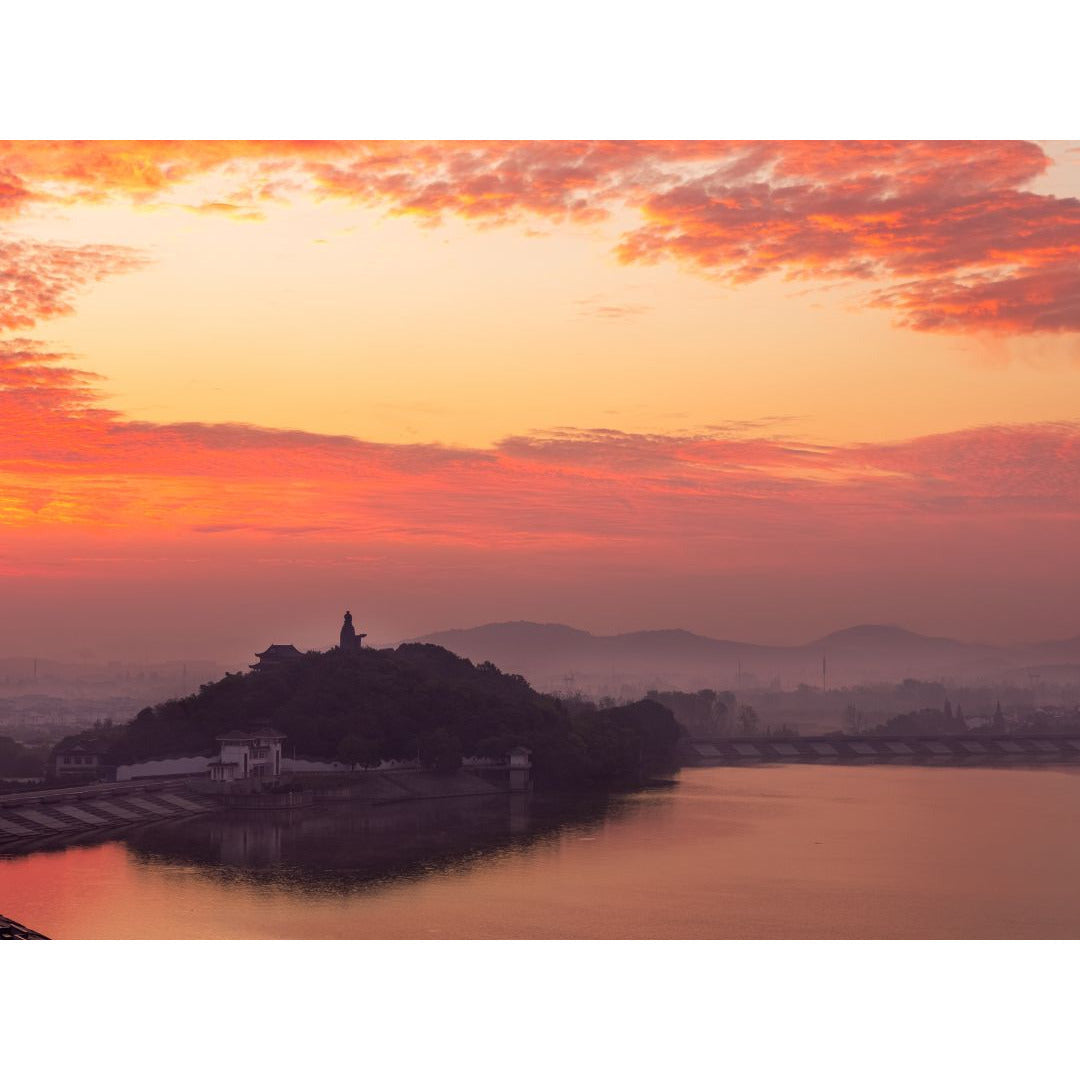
[689,733,1080,764]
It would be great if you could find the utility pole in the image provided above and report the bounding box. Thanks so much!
[822,653,827,693]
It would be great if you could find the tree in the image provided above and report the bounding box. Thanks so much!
[0,735,46,778]
[843,704,869,734]
[991,701,1007,732]
[49,642,682,792]
[737,705,760,736]
[418,728,463,774]
[647,689,722,736]
[336,733,381,770]
[765,724,800,738]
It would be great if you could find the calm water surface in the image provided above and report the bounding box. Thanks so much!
[4,764,1080,938]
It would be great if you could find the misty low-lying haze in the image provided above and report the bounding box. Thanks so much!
[6,619,1080,707]
[408,621,1080,697]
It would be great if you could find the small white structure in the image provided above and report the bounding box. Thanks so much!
[508,745,532,791]
[208,728,285,782]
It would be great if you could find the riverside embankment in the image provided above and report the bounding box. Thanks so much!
[0,767,517,856]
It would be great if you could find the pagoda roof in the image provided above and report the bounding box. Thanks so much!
[254,643,303,658]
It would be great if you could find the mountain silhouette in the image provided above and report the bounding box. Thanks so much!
[402,621,1080,694]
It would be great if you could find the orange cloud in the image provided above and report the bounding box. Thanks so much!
[3,341,1077,557]
[0,237,146,332]
[0,140,345,210]
[613,142,1080,333]
[3,140,1077,336]
[872,266,1080,334]
[5,340,1080,652]
[182,200,265,221]
[0,167,36,216]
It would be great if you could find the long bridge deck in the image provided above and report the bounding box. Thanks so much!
[689,734,1080,764]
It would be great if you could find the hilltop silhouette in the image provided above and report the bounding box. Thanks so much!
[56,643,682,790]
[404,621,1080,693]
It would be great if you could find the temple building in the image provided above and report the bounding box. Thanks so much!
[339,610,367,651]
[250,643,303,671]
[251,612,366,670]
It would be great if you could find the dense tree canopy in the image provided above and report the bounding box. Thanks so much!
[0,734,44,778]
[646,689,733,737]
[64,645,682,790]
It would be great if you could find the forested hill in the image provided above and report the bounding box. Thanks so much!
[80,644,683,789]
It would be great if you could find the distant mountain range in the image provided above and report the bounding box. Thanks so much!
[401,622,1080,695]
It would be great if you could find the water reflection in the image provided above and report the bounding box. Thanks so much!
[7,766,1080,938]
[121,790,638,896]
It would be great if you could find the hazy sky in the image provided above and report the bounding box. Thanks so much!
[3,140,1080,661]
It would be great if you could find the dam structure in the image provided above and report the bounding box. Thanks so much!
[0,754,533,856]
[0,777,215,853]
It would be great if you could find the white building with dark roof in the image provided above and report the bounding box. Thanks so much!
[208,728,285,782]
[50,738,110,781]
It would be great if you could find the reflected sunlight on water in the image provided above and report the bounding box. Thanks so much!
[3,764,1080,939]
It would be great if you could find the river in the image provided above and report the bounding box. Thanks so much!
[3,763,1080,938]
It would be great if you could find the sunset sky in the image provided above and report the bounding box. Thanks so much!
[4,140,1080,661]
